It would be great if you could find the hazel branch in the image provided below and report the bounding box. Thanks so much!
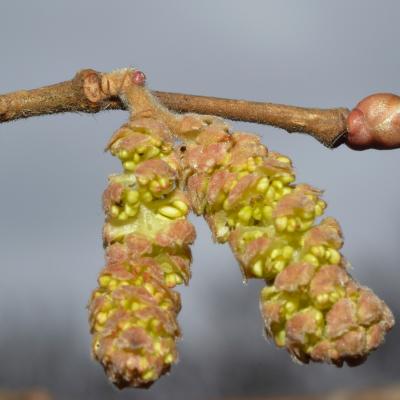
[154,92,350,147]
[0,68,349,148]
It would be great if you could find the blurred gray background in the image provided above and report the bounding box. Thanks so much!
[0,1,399,399]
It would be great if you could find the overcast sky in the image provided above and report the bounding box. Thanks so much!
[0,1,399,399]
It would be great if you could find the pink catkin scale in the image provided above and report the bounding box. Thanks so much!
[347,93,400,150]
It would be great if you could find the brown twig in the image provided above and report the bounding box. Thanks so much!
[0,69,349,147]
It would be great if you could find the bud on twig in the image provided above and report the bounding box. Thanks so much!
[347,93,400,150]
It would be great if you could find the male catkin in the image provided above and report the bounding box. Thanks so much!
[88,70,394,388]
[177,113,394,366]
[88,117,195,388]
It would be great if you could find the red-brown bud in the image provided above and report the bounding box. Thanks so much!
[347,93,400,150]
[132,70,146,86]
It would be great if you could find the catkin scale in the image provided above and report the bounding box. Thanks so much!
[177,113,394,366]
[89,117,195,388]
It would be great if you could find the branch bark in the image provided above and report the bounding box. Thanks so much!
[0,69,349,147]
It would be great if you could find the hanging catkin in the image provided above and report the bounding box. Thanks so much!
[88,116,195,388]
[87,70,394,388]
[177,113,394,366]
